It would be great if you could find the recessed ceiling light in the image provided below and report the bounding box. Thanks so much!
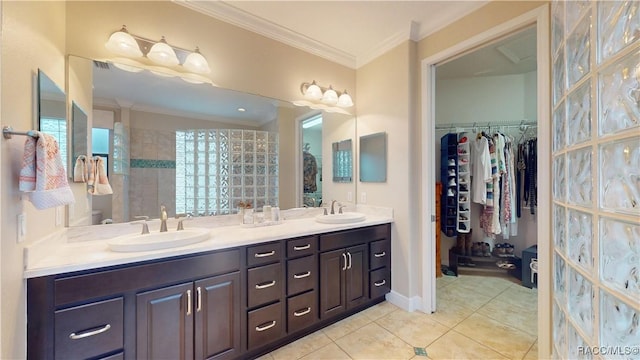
[237,107,246,112]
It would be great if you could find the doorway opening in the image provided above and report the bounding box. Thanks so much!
[301,114,323,207]
[420,5,551,356]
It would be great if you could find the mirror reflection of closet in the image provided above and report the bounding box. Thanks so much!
[302,114,323,207]
[37,69,67,171]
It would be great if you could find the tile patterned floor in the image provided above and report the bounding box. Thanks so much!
[258,274,538,360]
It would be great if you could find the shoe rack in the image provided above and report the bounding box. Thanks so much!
[440,133,458,237]
[456,134,471,233]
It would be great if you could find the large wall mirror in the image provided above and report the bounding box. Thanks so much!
[37,70,67,170]
[67,56,356,225]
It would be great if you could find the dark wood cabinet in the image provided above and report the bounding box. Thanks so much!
[320,244,369,319]
[195,272,241,360]
[136,282,194,360]
[27,224,391,360]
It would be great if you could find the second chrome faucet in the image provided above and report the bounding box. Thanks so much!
[160,205,168,232]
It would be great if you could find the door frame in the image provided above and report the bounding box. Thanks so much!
[295,110,322,208]
[419,4,551,357]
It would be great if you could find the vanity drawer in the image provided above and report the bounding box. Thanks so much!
[286,236,317,258]
[370,239,391,270]
[248,263,283,308]
[370,268,391,299]
[54,297,124,360]
[248,302,284,350]
[247,242,282,268]
[287,255,317,296]
[287,290,317,334]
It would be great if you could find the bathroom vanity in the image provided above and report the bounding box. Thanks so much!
[25,218,391,360]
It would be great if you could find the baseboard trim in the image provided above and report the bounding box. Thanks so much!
[385,291,422,312]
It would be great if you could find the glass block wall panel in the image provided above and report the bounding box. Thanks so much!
[113,122,129,175]
[599,290,640,357]
[566,16,591,87]
[599,217,640,300]
[176,129,278,216]
[598,1,640,63]
[567,209,593,272]
[552,2,640,358]
[599,137,640,214]
[568,267,594,338]
[566,148,592,206]
[566,82,591,145]
[598,49,640,136]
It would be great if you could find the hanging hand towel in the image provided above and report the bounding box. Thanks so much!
[86,156,96,187]
[88,156,113,195]
[18,132,75,210]
[73,155,88,183]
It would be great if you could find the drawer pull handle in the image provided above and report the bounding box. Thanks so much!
[293,244,311,251]
[342,253,347,271]
[255,280,276,289]
[255,320,277,332]
[196,286,202,312]
[294,307,311,317]
[293,271,311,279]
[374,279,387,287]
[69,324,111,340]
[186,290,192,315]
[374,251,386,258]
[254,250,275,258]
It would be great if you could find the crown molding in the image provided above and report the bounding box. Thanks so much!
[176,0,357,69]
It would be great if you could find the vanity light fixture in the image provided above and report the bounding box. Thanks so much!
[104,25,211,76]
[295,80,354,114]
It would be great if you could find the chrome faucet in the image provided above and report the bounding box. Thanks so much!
[330,200,338,214]
[160,205,168,232]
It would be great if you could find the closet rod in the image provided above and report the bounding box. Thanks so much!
[434,121,537,132]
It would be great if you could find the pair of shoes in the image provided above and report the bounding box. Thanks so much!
[458,149,468,155]
[447,189,456,197]
[459,158,469,165]
[448,159,456,166]
[459,136,468,144]
[448,178,457,187]
[459,223,467,230]
[448,169,456,176]
[481,242,491,257]
[496,260,516,269]
[471,242,483,257]
[459,214,468,221]
[459,184,468,192]
[459,195,468,202]
[459,205,469,212]
[459,178,468,184]
[494,243,515,256]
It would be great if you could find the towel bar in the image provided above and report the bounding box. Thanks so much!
[3,126,39,139]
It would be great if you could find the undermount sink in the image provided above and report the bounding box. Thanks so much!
[107,228,210,252]
[315,212,366,224]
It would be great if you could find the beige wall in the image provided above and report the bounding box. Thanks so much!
[356,41,419,302]
[1,1,67,357]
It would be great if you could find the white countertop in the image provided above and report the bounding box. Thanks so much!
[24,206,393,278]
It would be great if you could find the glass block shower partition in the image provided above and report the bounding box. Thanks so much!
[551,1,639,359]
[175,129,279,216]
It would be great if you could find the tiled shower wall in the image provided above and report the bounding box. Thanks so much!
[552,1,639,359]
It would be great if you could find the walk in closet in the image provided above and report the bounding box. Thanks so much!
[434,26,539,285]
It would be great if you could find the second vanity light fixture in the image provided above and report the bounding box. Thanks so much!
[293,80,354,114]
[105,25,211,82]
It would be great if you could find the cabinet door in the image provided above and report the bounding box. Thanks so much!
[319,249,346,319]
[136,282,194,360]
[345,244,369,309]
[195,272,241,360]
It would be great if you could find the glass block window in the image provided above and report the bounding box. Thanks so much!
[113,122,129,175]
[39,117,68,173]
[552,1,639,358]
[176,129,278,216]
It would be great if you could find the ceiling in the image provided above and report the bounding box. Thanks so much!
[178,0,489,69]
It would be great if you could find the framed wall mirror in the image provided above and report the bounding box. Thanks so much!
[71,101,88,166]
[360,132,387,182]
[37,69,67,170]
